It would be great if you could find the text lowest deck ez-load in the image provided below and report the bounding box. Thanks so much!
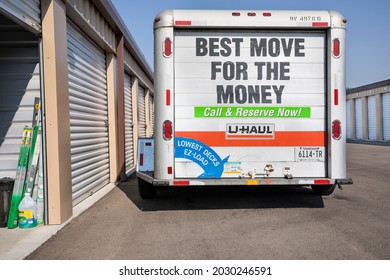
[136,10,352,198]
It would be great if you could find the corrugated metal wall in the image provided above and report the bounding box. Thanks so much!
[67,20,110,205]
[0,14,40,178]
[124,73,134,173]
[67,0,115,51]
[124,47,153,91]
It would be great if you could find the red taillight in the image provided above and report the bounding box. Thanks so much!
[154,17,161,24]
[263,12,272,17]
[232,12,241,16]
[166,89,171,106]
[167,166,172,175]
[175,20,191,26]
[163,38,172,57]
[334,89,339,106]
[174,181,190,186]
[312,22,328,27]
[247,12,256,16]
[163,120,172,140]
[314,179,330,185]
[333,38,340,57]
[332,120,341,140]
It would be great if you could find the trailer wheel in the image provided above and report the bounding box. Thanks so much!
[138,178,157,199]
[311,184,336,196]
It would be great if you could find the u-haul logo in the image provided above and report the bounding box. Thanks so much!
[226,123,275,140]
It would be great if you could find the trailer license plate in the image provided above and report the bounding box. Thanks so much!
[295,147,325,162]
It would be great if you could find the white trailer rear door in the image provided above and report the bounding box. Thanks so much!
[174,30,326,179]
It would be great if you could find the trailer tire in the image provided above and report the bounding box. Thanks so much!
[311,184,336,196]
[138,178,157,199]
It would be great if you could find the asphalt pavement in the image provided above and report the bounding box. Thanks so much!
[24,143,390,259]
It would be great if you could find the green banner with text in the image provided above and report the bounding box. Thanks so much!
[194,106,311,118]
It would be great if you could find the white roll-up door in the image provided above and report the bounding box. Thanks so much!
[355,98,363,139]
[367,96,377,140]
[174,30,327,178]
[346,100,351,139]
[0,0,41,32]
[67,21,110,205]
[124,73,134,173]
[149,95,154,136]
[0,15,40,178]
[137,85,146,137]
[383,93,390,141]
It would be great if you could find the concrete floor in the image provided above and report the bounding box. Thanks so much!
[0,183,116,259]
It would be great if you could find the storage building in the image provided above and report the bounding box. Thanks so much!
[0,0,154,225]
[346,79,390,142]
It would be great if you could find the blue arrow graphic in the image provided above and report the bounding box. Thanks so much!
[175,137,229,178]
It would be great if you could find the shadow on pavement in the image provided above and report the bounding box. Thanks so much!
[118,173,325,212]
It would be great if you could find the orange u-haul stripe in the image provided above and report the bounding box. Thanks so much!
[175,131,326,147]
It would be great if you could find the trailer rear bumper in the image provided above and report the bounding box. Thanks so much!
[137,171,353,187]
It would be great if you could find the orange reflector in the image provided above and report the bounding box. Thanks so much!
[163,120,172,140]
[333,38,340,57]
[332,120,341,140]
[246,180,260,185]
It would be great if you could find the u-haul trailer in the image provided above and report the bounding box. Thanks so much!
[137,10,353,199]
